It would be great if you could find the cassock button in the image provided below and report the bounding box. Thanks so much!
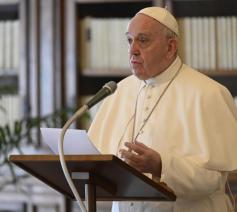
[130,202,134,206]
[145,107,149,111]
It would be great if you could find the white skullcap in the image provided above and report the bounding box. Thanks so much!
[138,7,179,36]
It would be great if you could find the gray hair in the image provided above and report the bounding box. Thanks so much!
[164,27,178,40]
[163,27,179,56]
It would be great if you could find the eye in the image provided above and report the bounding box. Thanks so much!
[137,36,150,48]
[138,37,148,44]
[139,37,146,42]
[126,37,133,45]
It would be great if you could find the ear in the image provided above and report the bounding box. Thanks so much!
[166,38,178,59]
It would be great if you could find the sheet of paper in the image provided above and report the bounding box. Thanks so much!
[40,128,100,155]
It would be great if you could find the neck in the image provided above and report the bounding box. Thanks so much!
[151,56,178,79]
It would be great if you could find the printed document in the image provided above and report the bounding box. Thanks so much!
[40,128,100,155]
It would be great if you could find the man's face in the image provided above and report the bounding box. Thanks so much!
[126,14,170,80]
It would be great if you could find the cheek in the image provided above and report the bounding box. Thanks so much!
[142,50,159,68]
[148,45,168,63]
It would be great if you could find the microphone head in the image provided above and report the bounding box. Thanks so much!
[86,81,117,109]
[103,81,117,94]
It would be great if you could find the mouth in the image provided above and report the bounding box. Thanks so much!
[130,60,142,65]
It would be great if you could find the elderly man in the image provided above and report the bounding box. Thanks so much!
[88,7,237,212]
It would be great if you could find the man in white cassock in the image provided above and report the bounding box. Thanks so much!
[88,6,237,212]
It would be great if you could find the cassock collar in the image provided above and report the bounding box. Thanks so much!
[143,56,182,87]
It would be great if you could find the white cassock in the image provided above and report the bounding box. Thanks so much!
[88,56,237,212]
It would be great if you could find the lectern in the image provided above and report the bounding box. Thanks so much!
[9,154,176,212]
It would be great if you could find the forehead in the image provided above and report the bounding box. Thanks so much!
[127,13,163,36]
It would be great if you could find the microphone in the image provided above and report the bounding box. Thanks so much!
[86,81,117,109]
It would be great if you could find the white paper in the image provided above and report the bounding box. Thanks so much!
[40,128,100,155]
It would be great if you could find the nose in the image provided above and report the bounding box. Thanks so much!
[128,40,140,56]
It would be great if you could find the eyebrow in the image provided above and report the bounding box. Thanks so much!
[125,32,152,37]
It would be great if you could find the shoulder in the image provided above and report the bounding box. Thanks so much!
[100,75,140,106]
[117,75,141,89]
[113,75,141,96]
[178,64,230,97]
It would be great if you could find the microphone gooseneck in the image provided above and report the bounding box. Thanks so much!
[58,81,117,212]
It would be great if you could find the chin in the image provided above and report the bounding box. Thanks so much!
[133,73,148,81]
[131,66,150,80]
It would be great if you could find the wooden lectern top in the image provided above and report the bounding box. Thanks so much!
[9,154,176,201]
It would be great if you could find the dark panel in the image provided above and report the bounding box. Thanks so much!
[0,4,19,20]
[173,0,237,17]
[210,76,237,97]
[78,75,127,95]
[78,75,237,97]
[76,1,152,18]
